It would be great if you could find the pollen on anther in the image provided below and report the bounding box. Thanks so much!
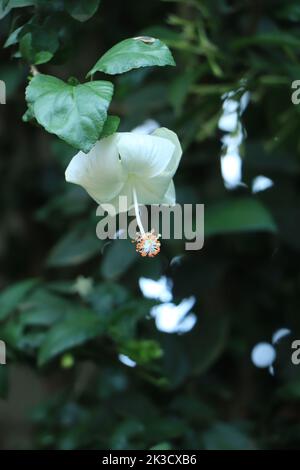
[134,229,161,257]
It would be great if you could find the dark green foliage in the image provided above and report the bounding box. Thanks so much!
[1,0,300,451]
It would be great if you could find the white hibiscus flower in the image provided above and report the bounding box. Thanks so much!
[65,127,182,256]
[65,127,182,215]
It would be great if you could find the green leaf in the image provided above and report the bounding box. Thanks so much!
[183,312,229,376]
[47,224,102,267]
[99,115,120,139]
[146,417,186,442]
[20,289,74,326]
[38,311,105,366]
[0,318,23,348]
[4,25,24,48]
[20,32,54,65]
[26,74,114,152]
[108,300,153,341]
[120,340,163,365]
[110,419,144,450]
[86,282,129,315]
[205,198,277,237]
[18,23,59,65]
[22,104,34,122]
[150,442,172,451]
[162,337,190,388]
[0,0,35,19]
[0,279,38,321]
[65,0,101,22]
[232,33,300,50]
[18,331,46,351]
[101,239,137,279]
[87,37,175,76]
[46,281,75,295]
[203,423,255,450]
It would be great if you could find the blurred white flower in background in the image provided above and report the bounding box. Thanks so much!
[73,275,93,297]
[150,296,197,334]
[219,90,249,189]
[139,276,197,334]
[218,112,238,133]
[170,255,184,267]
[139,276,173,302]
[118,354,136,368]
[251,327,291,375]
[251,342,276,369]
[252,175,274,194]
[220,153,242,189]
[272,328,291,345]
[240,91,250,112]
[219,91,275,194]
[221,98,239,113]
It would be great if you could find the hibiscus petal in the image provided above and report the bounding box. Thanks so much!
[65,135,126,203]
[101,181,133,215]
[116,133,175,178]
[134,175,173,204]
[104,178,175,213]
[161,180,176,205]
[152,127,182,176]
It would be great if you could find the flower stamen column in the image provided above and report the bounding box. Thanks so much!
[132,187,145,236]
[132,187,161,257]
